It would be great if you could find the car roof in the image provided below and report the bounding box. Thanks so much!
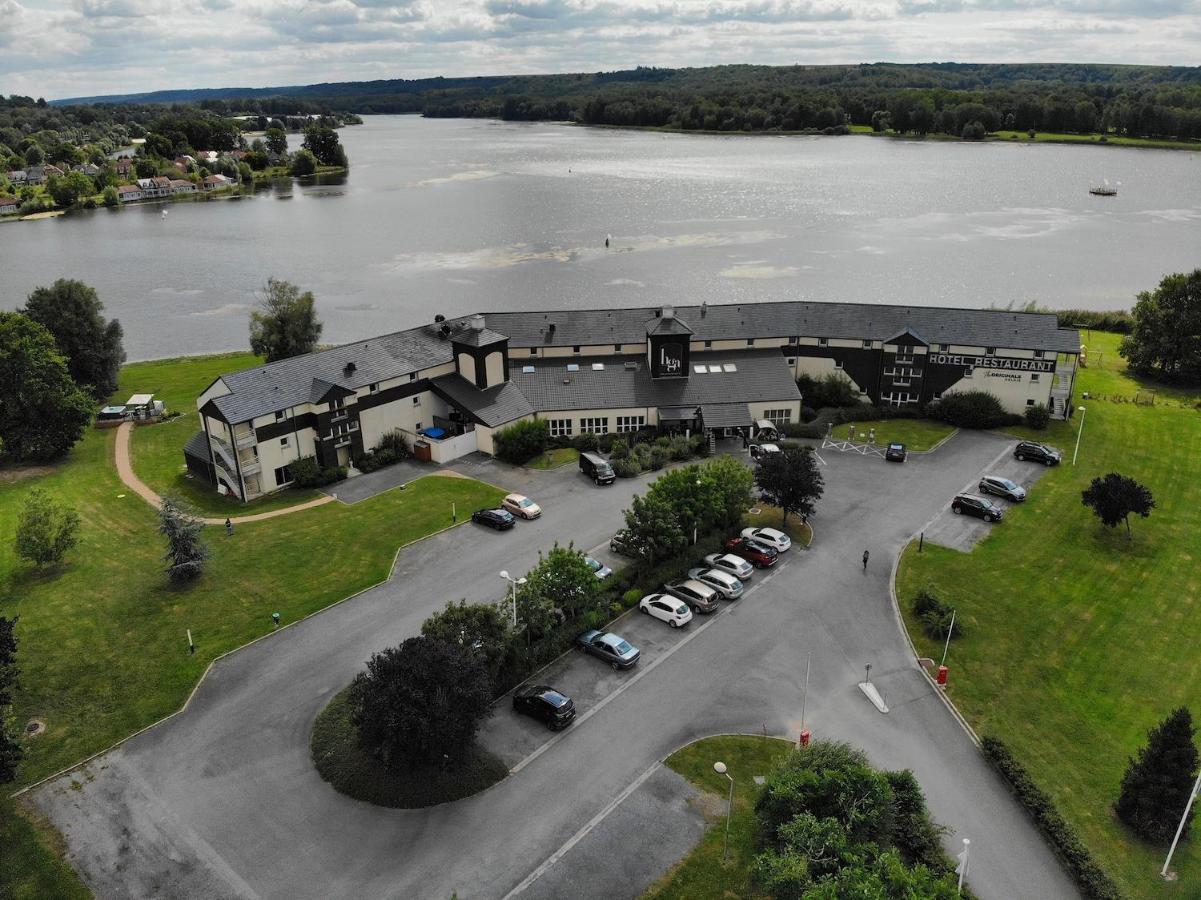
[701,568,737,583]
[756,527,785,538]
[717,553,748,565]
[676,578,715,593]
[504,493,527,501]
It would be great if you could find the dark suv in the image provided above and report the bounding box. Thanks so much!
[1014,441,1061,466]
[513,684,576,730]
[951,493,1003,522]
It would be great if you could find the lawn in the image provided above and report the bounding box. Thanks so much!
[992,130,1201,151]
[526,447,579,470]
[744,504,813,548]
[119,353,323,516]
[0,796,89,900]
[897,332,1201,897]
[645,734,794,900]
[824,417,956,451]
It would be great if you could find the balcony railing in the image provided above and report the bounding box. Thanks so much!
[234,431,256,449]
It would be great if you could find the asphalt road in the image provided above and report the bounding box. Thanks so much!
[32,434,1080,900]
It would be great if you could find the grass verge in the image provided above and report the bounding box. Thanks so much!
[310,687,508,808]
[823,417,955,451]
[744,504,813,547]
[526,447,580,470]
[0,795,89,899]
[645,734,793,900]
[897,332,1201,898]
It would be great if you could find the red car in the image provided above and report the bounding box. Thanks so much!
[724,536,778,568]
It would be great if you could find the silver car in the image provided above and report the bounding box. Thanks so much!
[687,567,744,599]
[702,552,754,581]
[979,475,1027,502]
[665,579,721,614]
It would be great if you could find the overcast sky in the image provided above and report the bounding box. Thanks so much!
[3,0,1199,101]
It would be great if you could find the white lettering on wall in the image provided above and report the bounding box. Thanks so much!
[929,354,1054,373]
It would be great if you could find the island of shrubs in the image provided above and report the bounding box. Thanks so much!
[494,418,710,473]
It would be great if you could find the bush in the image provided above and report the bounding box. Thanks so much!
[668,435,692,460]
[374,429,410,458]
[689,433,710,457]
[1056,309,1133,335]
[290,455,348,487]
[573,432,599,452]
[648,445,670,470]
[797,372,860,408]
[15,488,80,568]
[613,457,642,478]
[912,585,942,617]
[621,588,643,607]
[1024,403,1050,429]
[912,586,963,640]
[981,736,1121,900]
[929,390,1022,429]
[800,406,818,423]
[609,437,629,459]
[356,448,400,473]
[631,443,652,469]
[493,419,549,464]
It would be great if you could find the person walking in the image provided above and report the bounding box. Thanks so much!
[225,517,233,537]
[862,549,870,572]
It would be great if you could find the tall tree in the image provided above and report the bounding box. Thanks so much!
[349,637,492,766]
[1120,269,1201,382]
[264,127,288,156]
[158,497,209,582]
[1116,708,1200,843]
[301,125,347,167]
[701,455,756,528]
[520,545,599,623]
[755,445,825,524]
[622,492,687,563]
[421,600,510,690]
[0,312,93,462]
[1081,472,1155,538]
[0,616,21,783]
[45,171,94,207]
[24,278,125,399]
[248,277,323,362]
[15,488,80,569]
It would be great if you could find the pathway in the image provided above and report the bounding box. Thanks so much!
[112,422,334,525]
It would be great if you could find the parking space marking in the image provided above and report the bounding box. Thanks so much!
[501,762,662,899]
[814,451,828,466]
[958,442,1016,498]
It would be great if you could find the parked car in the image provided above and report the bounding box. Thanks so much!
[702,552,754,581]
[585,556,613,580]
[665,578,721,614]
[885,442,907,462]
[512,684,576,730]
[741,526,792,553]
[951,494,1004,522]
[979,475,1027,502]
[687,567,744,600]
[610,529,648,558]
[501,493,542,519]
[579,451,616,485]
[749,443,782,461]
[724,536,779,568]
[639,593,693,628]
[472,507,515,530]
[576,630,640,669]
[1014,441,1061,466]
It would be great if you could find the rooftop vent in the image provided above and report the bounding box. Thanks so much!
[439,323,451,339]
[548,322,557,333]
[701,301,707,318]
[470,315,486,332]
[344,362,357,376]
[661,304,675,320]
[434,314,445,323]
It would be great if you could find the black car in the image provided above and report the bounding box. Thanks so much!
[513,684,576,730]
[610,529,648,558]
[472,507,515,530]
[1014,441,1062,466]
[885,442,907,462]
[951,493,1004,522]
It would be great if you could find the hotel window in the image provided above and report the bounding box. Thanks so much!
[1033,350,1044,359]
[580,417,609,435]
[964,367,974,378]
[834,359,844,369]
[409,373,417,382]
[275,410,287,422]
[281,436,290,448]
[529,348,538,356]
[548,419,573,437]
[986,347,996,355]
[368,383,378,393]
[704,340,712,348]
[762,409,793,425]
[614,343,622,352]
[747,338,755,346]
[819,338,828,346]
[274,465,293,486]
[412,396,421,406]
[572,345,581,353]
[616,415,646,433]
[330,398,344,411]
[786,358,796,365]
[1027,399,1036,407]
[1031,374,1040,383]
[933,392,943,400]
[939,343,949,352]
[862,340,872,349]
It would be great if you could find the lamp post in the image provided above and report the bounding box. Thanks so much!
[1160,769,1201,880]
[713,761,735,860]
[498,570,527,628]
[1072,405,1087,466]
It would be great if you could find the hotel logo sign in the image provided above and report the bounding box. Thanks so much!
[930,353,1054,374]
[656,341,684,376]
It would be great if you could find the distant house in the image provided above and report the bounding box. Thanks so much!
[196,150,219,164]
[73,163,102,177]
[170,179,196,194]
[42,164,64,179]
[0,195,19,215]
[201,174,232,191]
[117,184,143,202]
[115,157,135,177]
[151,176,172,195]
[24,166,46,184]
[227,150,247,161]
[6,169,27,184]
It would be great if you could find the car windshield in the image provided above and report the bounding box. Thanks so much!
[998,478,1018,490]
[518,498,534,507]
[614,640,634,655]
[889,443,903,450]
[586,558,600,570]
[542,691,568,706]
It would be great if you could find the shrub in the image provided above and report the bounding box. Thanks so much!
[573,432,599,452]
[609,437,630,459]
[981,736,1121,900]
[797,372,860,408]
[1055,309,1133,335]
[621,588,643,607]
[668,435,692,460]
[929,390,1022,429]
[912,586,963,640]
[631,443,652,468]
[1025,403,1050,430]
[886,770,953,873]
[290,455,348,487]
[912,585,942,617]
[648,446,670,470]
[596,433,617,453]
[612,457,642,478]
[800,406,818,423]
[689,434,709,457]
[493,419,549,464]
[374,429,410,458]
[15,488,81,568]
[1116,707,1199,843]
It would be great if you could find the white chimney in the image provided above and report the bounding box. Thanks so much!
[661,305,675,320]
[470,314,485,331]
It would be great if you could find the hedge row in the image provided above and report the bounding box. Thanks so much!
[980,736,1123,900]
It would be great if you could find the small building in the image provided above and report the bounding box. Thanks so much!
[201,174,232,191]
[117,184,143,202]
[115,158,135,177]
[42,165,64,179]
[73,163,102,177]
[6,169,28,184]
[0,195,18,215]
[151,176,173,195]
[23,166,46,184]
[170,179,197,194]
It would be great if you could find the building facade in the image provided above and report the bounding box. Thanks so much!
[185,300,1080,502]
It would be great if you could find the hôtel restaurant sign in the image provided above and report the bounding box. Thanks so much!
[929,353,1055,374]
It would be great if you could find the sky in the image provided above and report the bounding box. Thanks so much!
[2,0,1199,101]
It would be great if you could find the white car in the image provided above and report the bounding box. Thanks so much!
[748,443,782,461]
[639,593,693,628]
[742,526,792,552]
[687,567,744,599]
[703,552,754,581]
[501,493,542,519]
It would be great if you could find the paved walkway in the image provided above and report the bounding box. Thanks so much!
[113,422,334,525]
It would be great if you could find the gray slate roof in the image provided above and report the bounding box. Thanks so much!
[700,403,754,429]
[430,374,535,428]
[453,327,509,348]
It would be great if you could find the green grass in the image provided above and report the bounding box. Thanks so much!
[646,734,794,900]
[992,130,1201,151]
[897,332,1201,897]
[826,417,956,451]
[744,504,813,547]
[120,353,322,516]
[0,796,90,900]
[310,687,508,808]
[525,447,579,470]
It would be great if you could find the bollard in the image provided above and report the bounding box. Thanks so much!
[799,729,811,747]
[937,665,949,687]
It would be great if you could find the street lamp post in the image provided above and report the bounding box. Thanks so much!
[498,570,527,628]
[1072,405,1087,466]
[1161,769,1201,880]
[713,761,735,860]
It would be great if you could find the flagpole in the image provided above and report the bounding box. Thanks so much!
[1161,769,1201,879]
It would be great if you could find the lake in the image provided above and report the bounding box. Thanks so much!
[1,115,1198,361]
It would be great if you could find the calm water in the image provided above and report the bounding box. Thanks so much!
[2,116,1198,360]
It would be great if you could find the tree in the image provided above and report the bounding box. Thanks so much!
[349,636,492,766]
[702,455,756,527]
[102,185,119,206]
[158,497,209,582]
[15,489,80,568]
[493,419,549,464]
[46,171,93,207]
[755,445,824,524]
[0,312,93,462]
[23,278,125,399]
[289,149,317,176]
[23,143,43,165]
[264,127,288,156]
[650,464,724,540]
[622,492,687,563]
[302,125,347,167]
[520,545,599,623]
[1081,473,1155,538]
[1116,707,1199,843]
[0,616,21,783]
[421,600,510,689]
[248,277,323,362]
[1119,270,1201,382]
